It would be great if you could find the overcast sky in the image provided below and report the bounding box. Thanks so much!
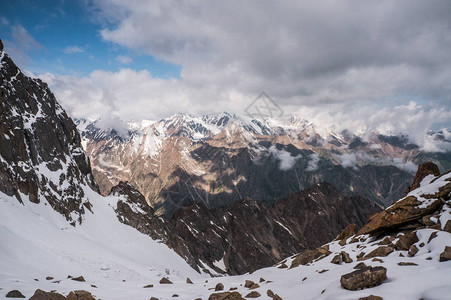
[1,0,451,148]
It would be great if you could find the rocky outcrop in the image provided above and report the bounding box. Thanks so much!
[5,290,25,298]
[0,39,97,224]
[208,292,244,300]
[407,161,440,193]
[340,266,387,290]
[29,289,66,300]
[358,163,450,236]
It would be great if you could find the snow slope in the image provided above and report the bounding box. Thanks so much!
[0,187,202,300]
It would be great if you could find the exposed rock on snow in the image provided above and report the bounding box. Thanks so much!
[340,266,387,290]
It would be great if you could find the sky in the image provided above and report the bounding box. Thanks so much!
[1,0,451,149]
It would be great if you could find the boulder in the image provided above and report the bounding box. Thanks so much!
[71,276,85,282]
[394,232,418,251]
[340,266,387,290]
[186,278,193,284]
[249,284,260,290]
[5,290,25,298]
[208,291,245,300]
[66,290,95,300]
[245,291,261,298]
[215,283,224,291]
[361,245,394,260]
[290,245,331,268]
[267,290,274,297]
[439,246,451,262]
[358,296,383,300]
[29,289,66,300]
[244,280,254,288]
[159,277,173,284]
[407,162,440,193]
[408,245,419,257]
[334,224,356,241]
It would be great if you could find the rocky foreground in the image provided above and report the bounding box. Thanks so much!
[3,163,450,299]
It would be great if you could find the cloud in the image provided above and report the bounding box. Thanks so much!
[92,0,451,106]
[335,152,418,173]
[267,146,301,171]
[116,55,132,64]
[63,46,84,54]
[306,153,320,171]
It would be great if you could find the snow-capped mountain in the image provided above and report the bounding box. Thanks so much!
[76,112,450,216]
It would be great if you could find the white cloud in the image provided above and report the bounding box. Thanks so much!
[63,46,84,54]
[306,153,320,171]
[116,55,132,64]
[267,146,301,171]
[3,25,44,67]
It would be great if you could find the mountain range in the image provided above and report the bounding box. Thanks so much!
[1,38,450,299]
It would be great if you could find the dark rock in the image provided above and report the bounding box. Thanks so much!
[215,283,224,291]
[443,220,451,233]
[362,245,394,260]
[439,246,451,262]
[372,258,384,263]
[71,276,85,282]
[397,262,418,266]
[46,276,54,280]
[354,262,367,269]
[244,280,255,288]
[29,289,66,300]
[172,295,179,297]
[408,245,419,257]
[272,295,283,300]
[334,224,356,241]
[395,232,418,251]
[249,284,260,290]
[150,298,159,300]
[208,291,245,300]
[290,245,331,268]
[66,290,95,300]
[159,277,173,284]
[318,269,329,273]
[407,162,440,193]
[259,278,265,283]
[186,278,193,284]
[340,266,387,290]
[358,296,383,300]
[267,290,274,297]
[143,284,153,288]
[5,290,25,298]
[331,254,341,264]
[245,291,261,298]
[428,232,438,243]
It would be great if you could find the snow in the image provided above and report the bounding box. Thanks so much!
[1,171,451,299]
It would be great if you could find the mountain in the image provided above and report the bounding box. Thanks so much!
[77,113,450,217]
[0,38,200,297]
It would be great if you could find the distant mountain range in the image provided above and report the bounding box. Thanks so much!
[76,113,451,216]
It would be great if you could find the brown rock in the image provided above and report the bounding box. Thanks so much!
[372,258,384,263]
[397,262,418,266]
[245,291,261,298]
[215,283,225,291]
[340,266,387,290]
[395,232,418,251]
[354,262,367,269]
[421,215,436,226]
[208,291,245,300]
[143,284,153,288]
[6,290,25,298]
[408,245,419,257]
[186,277,193,284]
[290,245,331,268]
[407,162,440,193]
[249,284,260,290]
[342,251,353,263]
[159,277,173,284]
[439,246,451,262]
[278,262,288,269]
[334,224,356,241]
[66,290,95,300]
[259,278,265,283]
[267,290,274,297]
[358,189,443,236]
[71,276,85,282]
[362,245,394,260]
[45,276,54,280]
[29,290,66,300]
[443,220,451,233]
[428,231,438,243]
[272,295,283,300]
[331,254,341,264]
[172,295,179,297]
[358,296,383,300]
[244,280,255,288]
[149,297,159,300]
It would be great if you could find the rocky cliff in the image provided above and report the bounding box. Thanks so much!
[0,39,97,224]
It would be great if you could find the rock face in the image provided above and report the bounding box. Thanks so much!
[0,39,97,224]
[340,266,387,290]
[77,115,427,217]
[407,161,440,193]
[29,289,66,300]
[359,163,450,236]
